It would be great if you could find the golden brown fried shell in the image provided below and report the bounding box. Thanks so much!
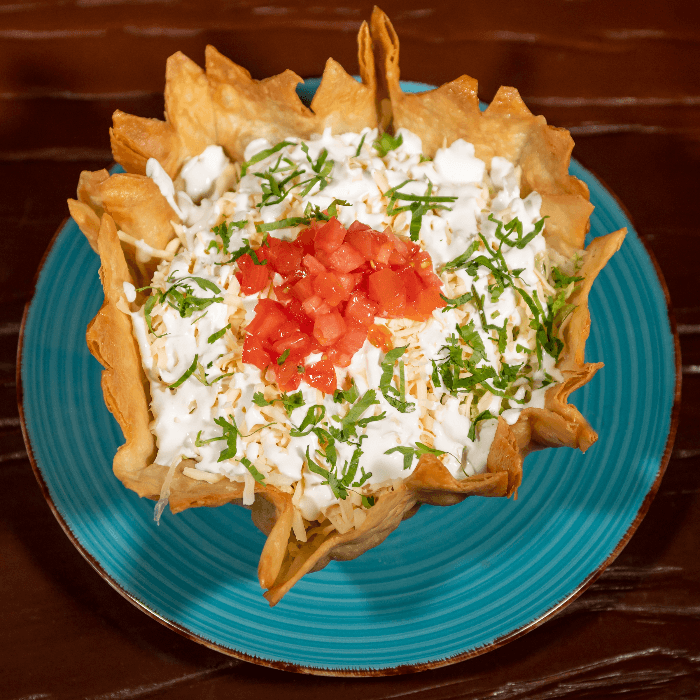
[74,8,625,605]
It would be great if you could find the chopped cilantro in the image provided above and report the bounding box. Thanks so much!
[240,457,266,485]
[332,389,384,441]
[252,392,270,407]
[255,199,349,233]
[280,391,305,414]
[228,238,267,265]
[333,380,359,405]
[195,414,274,467]
[240,140,294,177]
[468,410,496,441]
[385,442,449,471]
[290,405,327,437]
[379,347,415,413]
[385,180,457,241]
[211,220,247,253]
[255,217,309,233]
[373,132,403,157]
[491,213,547,250]
[169,354,198,389]
[213,415,239,462]
[253,390,305,415]
[138,275,224,333]
[441,290,474,310]
[443,239,481,271]
[305,444,373,501]
[207,324,230,344]
[298,143,334,196]
[552,266,584,289]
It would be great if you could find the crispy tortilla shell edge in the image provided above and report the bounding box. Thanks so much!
[87,214,157,496]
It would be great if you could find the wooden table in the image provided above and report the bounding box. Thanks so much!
[3,1,698,696]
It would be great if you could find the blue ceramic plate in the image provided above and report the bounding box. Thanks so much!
[19,80,678,675]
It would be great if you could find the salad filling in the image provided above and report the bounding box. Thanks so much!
[126,127,583,538]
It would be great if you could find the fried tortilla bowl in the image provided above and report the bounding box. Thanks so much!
[69,8,625,606]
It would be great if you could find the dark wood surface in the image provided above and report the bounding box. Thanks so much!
[3,1,699,697]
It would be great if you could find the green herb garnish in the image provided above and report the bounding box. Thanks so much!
[468,410,496,441]
[169,354,198,389]
[373,132,403,157]
[211,220,247,253]
[240,457,266,485]
[305,445,372,501]
[385,442,449,471]
[138,274,224,333]
[491,213,546,250]
[195,415,274,471]
[332,389,384,441]
[385,179,457,241]
[379,347,415,413]
[240,140,294,177]
[255,217,309,233]
[207,324,231,344]
[552,266,584,289]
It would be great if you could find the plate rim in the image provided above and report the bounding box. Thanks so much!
[17,128,681,679]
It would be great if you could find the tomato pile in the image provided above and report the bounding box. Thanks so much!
[238,218,445,394]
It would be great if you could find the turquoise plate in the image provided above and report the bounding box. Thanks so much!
[19,80,679,675]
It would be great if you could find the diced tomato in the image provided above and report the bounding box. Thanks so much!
[294,223,318,249]
[242,336,271,370]
[367,323,393,352]
[398,268,424,305]
[313,309,346,347]
[421,270,443,289]
[313,272,346,306]
[286,299,315,334]
[388,248,408,265]
[274,355,302,392]
[345,291,377,326]
[325,243,366,273]
[273,330,311,356]
[302,254,327,276]
[346,227,396,265]
[245,299,287,340]
[389,231,409,255]
[302,294,332,318]
[305,359,337,393]
[273,279,295,302]
[344,228,376,260]
[347,220,372,235]
[413,287,446,319]
[236,254,270,295]
[324,348,353,368]
[240,218,442,393]
[262,237,303,276]
[334,320,368,356]
[368,268,407,316]
[269,320,301,344]
[314,218,346,254]
[411,250,442,287]
[335,272,360,297]
[290,276,314,302]
[375,238,393,266]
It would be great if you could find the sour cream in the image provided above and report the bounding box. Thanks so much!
[134,128,568,524]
